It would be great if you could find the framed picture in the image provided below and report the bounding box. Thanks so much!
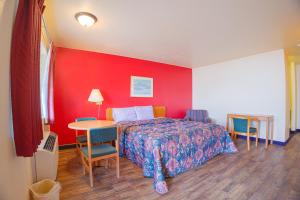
[130,76,153,97]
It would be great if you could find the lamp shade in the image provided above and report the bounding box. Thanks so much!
[88,89,104,104]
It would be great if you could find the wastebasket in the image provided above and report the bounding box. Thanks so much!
[30,179,61,200]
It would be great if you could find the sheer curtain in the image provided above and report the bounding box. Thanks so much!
[40,42,55,124]
[41,43,52,123]
[48,45,56,124]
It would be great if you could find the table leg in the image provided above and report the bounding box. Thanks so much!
[226,115,230,138]
[265,119,269,148]
[257,121,260,146]
[270,118,274,145]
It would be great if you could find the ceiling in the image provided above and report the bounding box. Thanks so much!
[44,0,300,68]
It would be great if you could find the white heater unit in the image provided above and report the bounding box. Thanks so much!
[34,132,59,182]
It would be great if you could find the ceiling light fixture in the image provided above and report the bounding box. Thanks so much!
[297,43,300,47]
[75,12,97,27]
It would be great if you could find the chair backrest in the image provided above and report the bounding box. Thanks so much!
[185,109,210,123]
[232,117,249,133]
[75,117,96,122]
[90,127,117,143]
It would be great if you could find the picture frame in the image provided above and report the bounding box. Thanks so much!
[130,76,153,97]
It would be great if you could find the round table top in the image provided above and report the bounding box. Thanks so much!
[68,120,116,131]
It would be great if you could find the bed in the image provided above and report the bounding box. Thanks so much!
[106,107,237,194]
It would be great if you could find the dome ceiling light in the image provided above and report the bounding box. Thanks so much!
[75,12,97,27]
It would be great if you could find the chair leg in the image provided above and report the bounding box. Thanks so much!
[78,142,82,154]
[256,133,258,147]
[79,153,86,175]
[247,133,250,151]
[116,155,120,178]
[89,159,94,187]
[231,133,234,140]
[76,141,79,154]
[105,159,109,168]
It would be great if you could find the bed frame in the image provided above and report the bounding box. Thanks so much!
[105,106,166,121]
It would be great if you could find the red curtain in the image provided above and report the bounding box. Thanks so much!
[48,45,56,124]
[10,0,45,157]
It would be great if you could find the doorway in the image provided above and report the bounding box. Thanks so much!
[288,57,300,132]
[296,64,300,131]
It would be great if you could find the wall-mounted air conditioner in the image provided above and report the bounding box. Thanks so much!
[33,132,59,182]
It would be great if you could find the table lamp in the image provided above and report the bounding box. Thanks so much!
[88,89,104,119]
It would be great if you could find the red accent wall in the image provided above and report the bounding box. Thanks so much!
[51,47,192,145]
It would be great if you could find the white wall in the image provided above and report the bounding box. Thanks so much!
[193,49,289,142]
[0,1,33,200]
[296,64,300,129]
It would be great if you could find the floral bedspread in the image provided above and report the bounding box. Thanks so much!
[118,118,237,194]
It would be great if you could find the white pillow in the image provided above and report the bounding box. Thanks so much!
[135,106,154,120]
[112,107,137,122]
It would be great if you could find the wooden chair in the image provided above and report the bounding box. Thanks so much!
[75,117,96,153]
[230,116,259,151]
[79,127,119,187]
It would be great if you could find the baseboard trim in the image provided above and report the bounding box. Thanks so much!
[236,135,292,146]
[59,144,76,150]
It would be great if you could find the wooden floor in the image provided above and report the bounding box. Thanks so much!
[58,134,300,200]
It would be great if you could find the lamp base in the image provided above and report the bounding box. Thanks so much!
[97,103,101,120]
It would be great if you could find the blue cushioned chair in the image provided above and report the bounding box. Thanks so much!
[75,117,96,153]
[79,127,119,187]
[231,116,259,151]
[184,109,211,123]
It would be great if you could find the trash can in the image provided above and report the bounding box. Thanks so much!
[30,179,61,200]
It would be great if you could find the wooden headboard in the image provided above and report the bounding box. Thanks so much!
[106,106,166,121]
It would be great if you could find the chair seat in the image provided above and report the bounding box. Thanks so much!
[81,144,117,158]
[76,135,87,143]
